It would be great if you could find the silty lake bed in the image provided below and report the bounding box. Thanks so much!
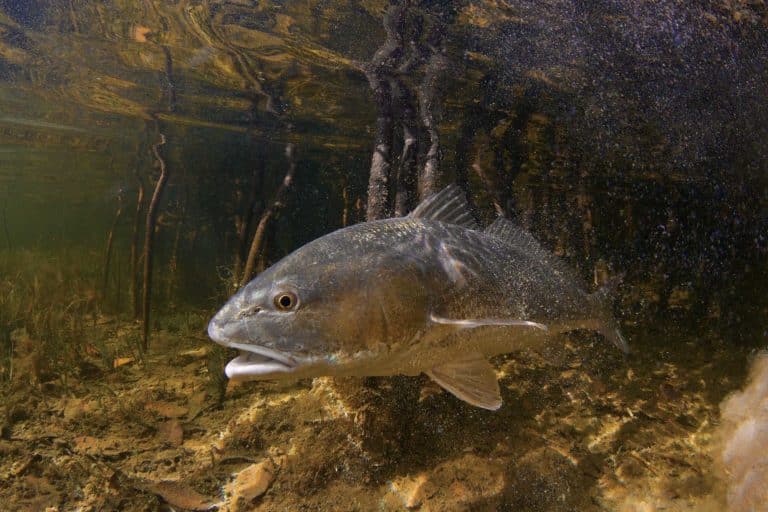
[1,1,767,511]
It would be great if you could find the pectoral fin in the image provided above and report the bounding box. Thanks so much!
[426,353,502,410]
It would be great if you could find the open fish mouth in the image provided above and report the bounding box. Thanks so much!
[207,319,299,379]
[225,351,296,380]
[217,341,298,380]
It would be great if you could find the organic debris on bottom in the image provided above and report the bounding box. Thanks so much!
[0,321,750,511]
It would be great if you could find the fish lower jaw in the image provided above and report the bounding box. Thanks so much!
[225,352,294,381]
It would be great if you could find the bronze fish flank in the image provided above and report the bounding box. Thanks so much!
[207,186,629,410]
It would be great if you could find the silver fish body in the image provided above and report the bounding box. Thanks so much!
[208,186,628,410]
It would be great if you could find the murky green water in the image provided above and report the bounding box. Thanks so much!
[1,1,767,511]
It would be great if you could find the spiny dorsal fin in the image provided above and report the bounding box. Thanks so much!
[426,352,502,410]
[485,217,574,277]
[408,185,479,229]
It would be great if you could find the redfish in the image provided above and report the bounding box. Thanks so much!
[208,186,628,410]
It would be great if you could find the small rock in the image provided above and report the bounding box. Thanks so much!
[72,435,128,458]
[390,474,428,509]
[112,357,135,369]
[159,419,184,446]
[7,404,29,423]
[615,456,646,484]
[142,480,218,511]
[178,347,211,363]
[63,398,96,421]
[187,390,208,419]
[227,459,276,510]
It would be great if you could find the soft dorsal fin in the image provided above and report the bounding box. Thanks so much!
[485,217,547,255]
[485,217,574,276]
[426,352,502,410]
[408,185,479,229]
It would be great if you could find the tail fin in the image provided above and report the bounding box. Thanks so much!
[601,324,630,354]
[591,275,630,354]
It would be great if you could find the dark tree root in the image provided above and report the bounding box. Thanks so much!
[141,132,169,352]
[340,2,455,463]
[342,185,351,227]
[1,196,10,250]
[166,200,186,307]
[392,76,419,217]
[130,162,145,320]
[359,2,450,220]
[416,45,448,199]
[239,143,297,288]
[364,75,395,222]
[359,1,408,221]
[160,45,176,113]
[233,158,265,289]
[101,190,125,304]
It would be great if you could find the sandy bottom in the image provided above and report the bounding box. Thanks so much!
[0,319,751,511]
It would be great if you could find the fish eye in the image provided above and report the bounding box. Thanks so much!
[274,292,298,311]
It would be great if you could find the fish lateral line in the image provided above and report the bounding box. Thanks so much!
[429,313,548,331]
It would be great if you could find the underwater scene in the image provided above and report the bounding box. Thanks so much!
[1,1,767,511]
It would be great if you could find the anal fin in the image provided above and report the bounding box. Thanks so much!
[426,352,502,410]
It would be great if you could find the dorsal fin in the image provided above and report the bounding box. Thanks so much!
[485,217,551,258]
[408,185,479,229]
[485,217,573,277]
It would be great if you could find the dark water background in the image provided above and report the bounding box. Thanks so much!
[0,0,766,373]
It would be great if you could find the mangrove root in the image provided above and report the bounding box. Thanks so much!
[240,143,297,287]
[141,132,169,351]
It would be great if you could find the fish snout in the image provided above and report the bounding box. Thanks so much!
[208,298,265,347]
[207,309,230,346]
[207,302,246,346]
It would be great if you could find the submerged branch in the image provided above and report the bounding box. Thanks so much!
[240,144,297,287]
[142,132,169,351]
[102,191,125,304]
[472,159,505,217]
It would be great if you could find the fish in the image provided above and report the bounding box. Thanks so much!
[207,185,629,410]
